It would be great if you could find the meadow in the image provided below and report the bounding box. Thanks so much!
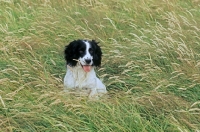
[0,0,200,131]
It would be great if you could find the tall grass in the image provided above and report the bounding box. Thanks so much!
[0,0,200,131]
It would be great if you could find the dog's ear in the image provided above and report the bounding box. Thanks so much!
[91,40,102,67]
[64,40,79,66]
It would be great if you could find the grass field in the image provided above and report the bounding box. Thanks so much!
[0,0,200,131]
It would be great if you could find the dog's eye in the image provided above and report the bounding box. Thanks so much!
[89,48,93,54]
[79,50,84,54]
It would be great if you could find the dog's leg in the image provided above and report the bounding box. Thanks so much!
[89,88,97,97]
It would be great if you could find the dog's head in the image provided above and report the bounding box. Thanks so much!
[64,39,102,72]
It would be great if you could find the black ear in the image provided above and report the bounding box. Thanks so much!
[64,40,79,67]
[91,40,102,67]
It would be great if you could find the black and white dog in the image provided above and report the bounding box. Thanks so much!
[64,39,107,97]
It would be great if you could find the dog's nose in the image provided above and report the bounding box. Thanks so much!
[85,59,91,64]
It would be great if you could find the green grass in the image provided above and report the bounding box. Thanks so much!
[0,0,200,131]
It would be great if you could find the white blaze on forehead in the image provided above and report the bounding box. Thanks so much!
[83,40,92,59]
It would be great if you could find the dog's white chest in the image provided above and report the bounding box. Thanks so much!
[64,66,94,88]
[64,65,107,96]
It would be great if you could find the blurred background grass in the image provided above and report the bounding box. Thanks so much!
[0,0,200,131]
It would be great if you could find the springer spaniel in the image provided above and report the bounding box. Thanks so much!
[64,39,107,97]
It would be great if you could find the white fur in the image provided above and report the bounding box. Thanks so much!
[64,64,107,97]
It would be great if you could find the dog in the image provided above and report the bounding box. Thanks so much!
[64,39,107,98]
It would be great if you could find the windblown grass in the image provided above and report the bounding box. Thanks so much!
[0,0,200,131]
